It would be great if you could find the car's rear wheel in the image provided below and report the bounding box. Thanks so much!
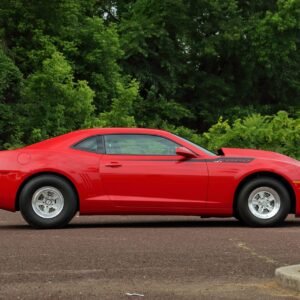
[237,177,290,227]
[19,175,77,229]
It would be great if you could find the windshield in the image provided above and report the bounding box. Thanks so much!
[174,135,215,156]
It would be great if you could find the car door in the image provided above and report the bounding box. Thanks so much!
[99,134,209,213]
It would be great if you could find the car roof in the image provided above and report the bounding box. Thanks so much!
[72,127,167,134]
[24,128,170,150]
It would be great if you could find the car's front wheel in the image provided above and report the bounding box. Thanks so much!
[237,177,290,227]
[19,175,77,229]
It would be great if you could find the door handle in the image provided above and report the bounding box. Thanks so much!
[105,162,122,168]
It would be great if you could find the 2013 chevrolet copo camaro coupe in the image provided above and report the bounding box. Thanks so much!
[0,128,299,229]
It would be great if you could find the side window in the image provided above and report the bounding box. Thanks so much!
[104,134,179,155]
[73,136,104,153]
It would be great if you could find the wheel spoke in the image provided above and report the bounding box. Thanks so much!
[265,203,273,212]
[35,199,44,206]
[41,191,49,199]
[36,203,45,211]
[51,204,59,212]
[258,205,264,214]
[44,206,50,214]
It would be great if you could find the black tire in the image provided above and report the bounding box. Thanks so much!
[234,212,244,223]
[237,177,290,227]
[19,175,77,229]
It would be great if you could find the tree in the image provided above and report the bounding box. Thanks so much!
[117,0,300,127]
[0,47,23,148]
[85,79,139,128]
[20,51,94,143]
[0,0,299,154]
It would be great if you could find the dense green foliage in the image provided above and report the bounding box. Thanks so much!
[0,0,299,157]
[201,111,300,159]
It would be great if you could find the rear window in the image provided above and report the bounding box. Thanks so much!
[73,136,105,153]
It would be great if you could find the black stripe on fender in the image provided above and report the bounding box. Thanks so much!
[205,157,254,163]
[106,157,254,163]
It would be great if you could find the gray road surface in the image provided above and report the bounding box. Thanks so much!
[0,210,300,299]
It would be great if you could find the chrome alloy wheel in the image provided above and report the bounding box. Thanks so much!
[32,186,64,219]
[248,187,281,219]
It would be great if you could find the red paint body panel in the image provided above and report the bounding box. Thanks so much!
[0,128,299,218]
[99,155,208,213]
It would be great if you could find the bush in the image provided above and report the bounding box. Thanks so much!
[200,111,300,159]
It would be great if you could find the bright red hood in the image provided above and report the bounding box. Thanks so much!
[218,148,299,164]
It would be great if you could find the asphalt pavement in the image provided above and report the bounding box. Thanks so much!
[0,210,300,299]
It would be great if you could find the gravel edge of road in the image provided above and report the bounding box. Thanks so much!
[275,265,300,292]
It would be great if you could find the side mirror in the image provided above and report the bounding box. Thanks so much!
[176,147,197,159]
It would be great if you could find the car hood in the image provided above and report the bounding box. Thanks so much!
[218,148,299,165]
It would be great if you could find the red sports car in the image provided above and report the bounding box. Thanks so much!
[0,128,299,228]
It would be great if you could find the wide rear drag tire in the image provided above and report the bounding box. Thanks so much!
[19,175,77,229]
